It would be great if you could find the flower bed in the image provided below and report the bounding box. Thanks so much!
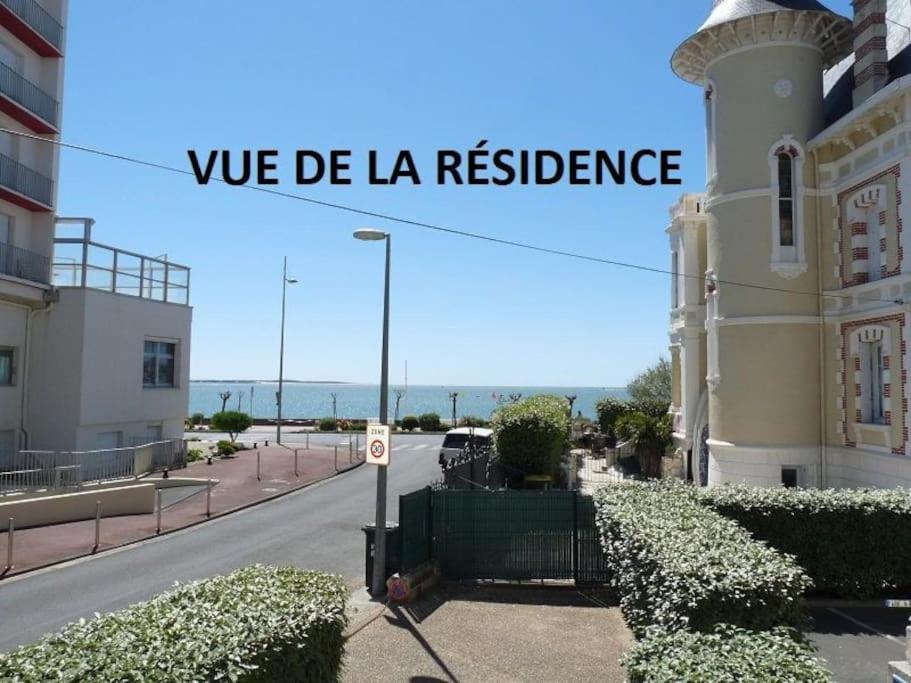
[699,484,911,598]
[593,481,810,636]
[0,565,349,682]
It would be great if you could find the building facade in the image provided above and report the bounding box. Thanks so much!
[0,2,192,458]
[669,0,911,488]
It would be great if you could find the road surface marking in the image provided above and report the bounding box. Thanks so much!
[392,445,407,451]
[412,444,429,450]
[828,608,906,647]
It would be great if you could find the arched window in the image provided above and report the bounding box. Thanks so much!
[777,151,795,247]
[769,137,806,278]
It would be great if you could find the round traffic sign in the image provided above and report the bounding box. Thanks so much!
[370,439,386,459]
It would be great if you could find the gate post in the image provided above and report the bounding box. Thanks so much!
[572,490,579,585]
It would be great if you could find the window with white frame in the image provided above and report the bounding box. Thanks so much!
[143,340,176,388]
[769,138,806,276]
[0,347,13,386]
[862,339,886,424]
[777,151,795,248]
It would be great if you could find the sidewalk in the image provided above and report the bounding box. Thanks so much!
[1,445,363,577]
[343,584,633,682]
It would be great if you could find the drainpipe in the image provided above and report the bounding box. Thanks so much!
[14,292,56,450]
[813,148,828,488]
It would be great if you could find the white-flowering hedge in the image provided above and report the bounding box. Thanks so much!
[0,565,349,682]
[624,625,831,683]
[699,484,911,598]
[593,481,810,636]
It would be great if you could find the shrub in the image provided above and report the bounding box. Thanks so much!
[491,395,570,479]
[459,416,489,428]
[186,448,204,463]
[209,411,252,442]
[699,484,911,598]
[190,412,205,426]
[401,415,419,432]
[593,481,810,636]
[319,417,338,432]
[595,396,628,441]
[627,357,672,406]
[216,440,237,457]
[418,413,442,432]
[624,625,831,683]
[0,565,349,682]
[614,410,672,478]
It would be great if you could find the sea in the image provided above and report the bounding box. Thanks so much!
[189,382,628,421]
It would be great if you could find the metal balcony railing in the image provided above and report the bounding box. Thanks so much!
[53,218,191,305]
[0,238,49,283]
[0,152,52,207]
[0,60,57,128]
[0,0,62,53]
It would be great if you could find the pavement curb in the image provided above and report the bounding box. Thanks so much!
[0,456,367,582]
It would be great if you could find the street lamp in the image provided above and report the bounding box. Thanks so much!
[354,227,391,596]
[277,256,298,444]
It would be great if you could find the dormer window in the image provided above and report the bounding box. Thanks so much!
[769,137,806,279]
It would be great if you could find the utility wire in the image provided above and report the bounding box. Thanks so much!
[5,127,902,306]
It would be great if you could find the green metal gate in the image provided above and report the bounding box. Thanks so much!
[399,488,610,585]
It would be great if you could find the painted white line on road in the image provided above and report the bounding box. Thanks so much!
[828,608,906,647]
[412,444,429,450]
[392,446,408,451]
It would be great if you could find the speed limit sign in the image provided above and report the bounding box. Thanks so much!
[366,424,390,466]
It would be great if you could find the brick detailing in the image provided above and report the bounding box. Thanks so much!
[856,36,887,61]
[853,247,870,260]
[851,222,868,236]
[840,313,907,455]
[856,63,889,87]
[837,166,902,286]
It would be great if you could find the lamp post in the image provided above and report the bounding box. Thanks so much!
[449,392,459,428]
[276,257,298,444]
[354,228,391,596]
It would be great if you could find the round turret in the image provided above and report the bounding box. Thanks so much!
[672,0,853,84]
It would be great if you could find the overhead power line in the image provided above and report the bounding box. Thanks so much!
[4,126,902,306]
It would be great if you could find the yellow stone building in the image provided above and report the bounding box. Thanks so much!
[669,0,911,488]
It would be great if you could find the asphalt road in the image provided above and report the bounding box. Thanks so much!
[0,434,443,652]
[809,605,911,682]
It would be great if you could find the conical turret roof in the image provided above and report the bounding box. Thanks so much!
[672,0,853,83]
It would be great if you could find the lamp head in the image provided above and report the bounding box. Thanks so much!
[353,228,388,241]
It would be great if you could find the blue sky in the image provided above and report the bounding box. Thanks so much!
[54,1,854,386]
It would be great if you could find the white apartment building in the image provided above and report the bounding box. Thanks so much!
[0,1,192,458]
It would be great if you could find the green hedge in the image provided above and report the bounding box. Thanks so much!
[418,413,442,431]
[624,625,831,683]
[0,566,349,682]
[593,481,810,636]
[491,394,569,478]
[700,484,911,598]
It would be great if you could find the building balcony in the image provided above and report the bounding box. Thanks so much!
[0,152,52,210]
[0,61,58,133]
[0,238,49,283]
[52,218,191,305]
[0,0,63,57]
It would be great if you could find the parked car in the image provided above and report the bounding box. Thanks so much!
[438,427,493,465]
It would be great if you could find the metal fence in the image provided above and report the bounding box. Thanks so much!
[399,487,611,585]
[0,239,49,283]
[0,59,57,127]
[575,443,637,489]
[0,0,63,52]
[0,439,186,494]
[0,152,52,207]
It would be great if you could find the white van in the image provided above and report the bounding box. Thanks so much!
[438,427,493,465]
